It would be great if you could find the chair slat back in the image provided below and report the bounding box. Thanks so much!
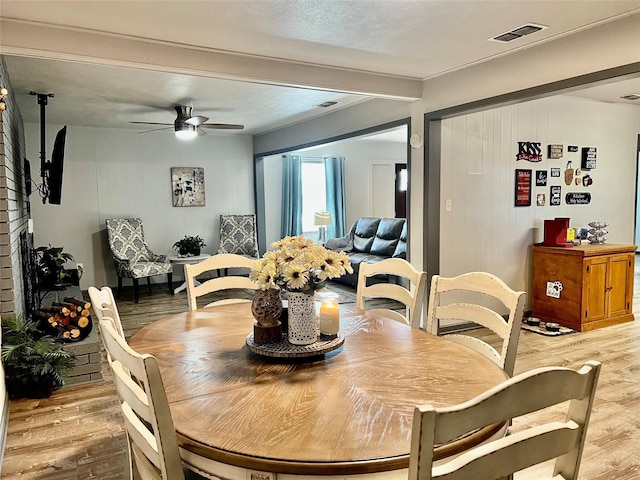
[99,318,184,480]
[356,257,427,328]
[88,286,125,338]
[185,253,258,310]
[409,361,601,480]
[426,272,526,376]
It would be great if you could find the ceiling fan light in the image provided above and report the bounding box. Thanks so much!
[175,123,198,140]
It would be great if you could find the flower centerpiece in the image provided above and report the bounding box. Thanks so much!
[250,235,352,345]
[250,235,352,293]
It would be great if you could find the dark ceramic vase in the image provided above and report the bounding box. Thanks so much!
[251,289,283,327]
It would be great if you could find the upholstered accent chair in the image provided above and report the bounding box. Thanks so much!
[105,218,173,303]
[217,214,259,258]
[216,214,259,275]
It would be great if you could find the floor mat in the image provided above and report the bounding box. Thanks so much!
[521,318,577,336]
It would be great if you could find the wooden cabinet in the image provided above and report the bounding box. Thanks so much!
[532,244,636,331]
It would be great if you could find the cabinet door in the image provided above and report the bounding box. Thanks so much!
[608,254,632,317]
[585,257,608,322]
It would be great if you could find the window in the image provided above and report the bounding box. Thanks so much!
[301,160,326,233]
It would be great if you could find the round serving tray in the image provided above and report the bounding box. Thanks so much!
[245,332,344,358]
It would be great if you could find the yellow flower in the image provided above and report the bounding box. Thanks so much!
[282,263,309,290]
[256,263,278,290]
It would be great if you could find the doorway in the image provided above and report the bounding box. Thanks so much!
[395,163,407,218]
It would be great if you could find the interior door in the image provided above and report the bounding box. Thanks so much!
[395,163,407,218]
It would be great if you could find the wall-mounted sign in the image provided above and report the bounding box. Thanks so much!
[516,142,542,162]
[515,169,532,207]
[568,146,579,152]
[581,147,597,169]
[565,192,591,205]
[564,161,574,186]
[550,185,561,206]
[551,167,561,177]
[535,170,547,186]
[547,144,563,159]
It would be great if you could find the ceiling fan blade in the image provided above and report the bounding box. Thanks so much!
[201,123,245,130]
[136,126,173,134]
[184,115,209,126]
[130,121,173,126]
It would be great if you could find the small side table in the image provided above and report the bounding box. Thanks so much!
[168,254,211,294]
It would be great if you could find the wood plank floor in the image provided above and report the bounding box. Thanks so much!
[2,270,640,479]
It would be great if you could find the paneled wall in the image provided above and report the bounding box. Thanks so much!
[26,125,254,289]
[440,95,640,307]
[0,57,30,317]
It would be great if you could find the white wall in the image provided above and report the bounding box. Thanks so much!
[261,139,407,248]
[25,124,254,289]
[440,96,640,308]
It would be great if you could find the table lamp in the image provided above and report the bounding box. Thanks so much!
[314,211,332,244]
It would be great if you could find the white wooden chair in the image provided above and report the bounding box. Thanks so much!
[88,286,125,339]
[184,253,259,310]
[356,258,427,328]
[409,360,601,480]
[426,272,526,377]
[99,317,207,480]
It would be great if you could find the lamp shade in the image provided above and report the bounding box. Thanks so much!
[314,211,332,226]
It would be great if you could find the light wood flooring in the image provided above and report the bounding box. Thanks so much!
[2,271,640,479]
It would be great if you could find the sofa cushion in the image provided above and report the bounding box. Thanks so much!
[370,218,405,257]
[392,222,408,259]
[353,218,381,253]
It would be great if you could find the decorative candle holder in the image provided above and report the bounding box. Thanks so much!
[318,292,340,338]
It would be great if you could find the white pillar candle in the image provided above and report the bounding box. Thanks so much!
[319,295,340,336]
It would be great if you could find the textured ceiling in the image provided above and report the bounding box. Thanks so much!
[2,0,640,137]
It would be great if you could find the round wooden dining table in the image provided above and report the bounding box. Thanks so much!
[128,302,508,479]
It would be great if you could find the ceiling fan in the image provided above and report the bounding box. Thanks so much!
[131,106,244,139]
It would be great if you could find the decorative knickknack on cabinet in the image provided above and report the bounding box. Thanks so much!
[532,243,636,331]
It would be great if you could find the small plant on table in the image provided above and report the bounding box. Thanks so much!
[173,235,206,256]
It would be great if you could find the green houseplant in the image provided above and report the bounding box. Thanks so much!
[1,315,75,399]
[173,235,206,256]
[35,245,75,288]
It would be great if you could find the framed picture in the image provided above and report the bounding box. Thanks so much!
[171,167,205,207]
[547,144,563,159]
[550,185,561,206]
[515,169,532,207]
[535,170,547,186]
[551,167,561,178]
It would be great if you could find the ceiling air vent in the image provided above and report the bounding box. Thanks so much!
[316,101,338,108]
[490,24,548,43]
[620,94,640,101]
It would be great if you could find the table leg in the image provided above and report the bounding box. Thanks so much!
[174,278,201,295]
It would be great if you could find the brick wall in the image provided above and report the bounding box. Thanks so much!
[0,56,31,317]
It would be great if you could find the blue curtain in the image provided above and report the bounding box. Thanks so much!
[281,154,303,237]
[324,156,346,239]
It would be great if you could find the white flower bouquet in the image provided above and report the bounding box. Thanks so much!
[250,235,352,292]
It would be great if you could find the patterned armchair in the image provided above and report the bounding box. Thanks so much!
[217,214,259,258]
[105,218,173,303]
[217,214,259,276]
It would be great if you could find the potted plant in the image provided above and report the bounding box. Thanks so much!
[35,245,75,289]
[173,235,206,256]
[1,314,75,399]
